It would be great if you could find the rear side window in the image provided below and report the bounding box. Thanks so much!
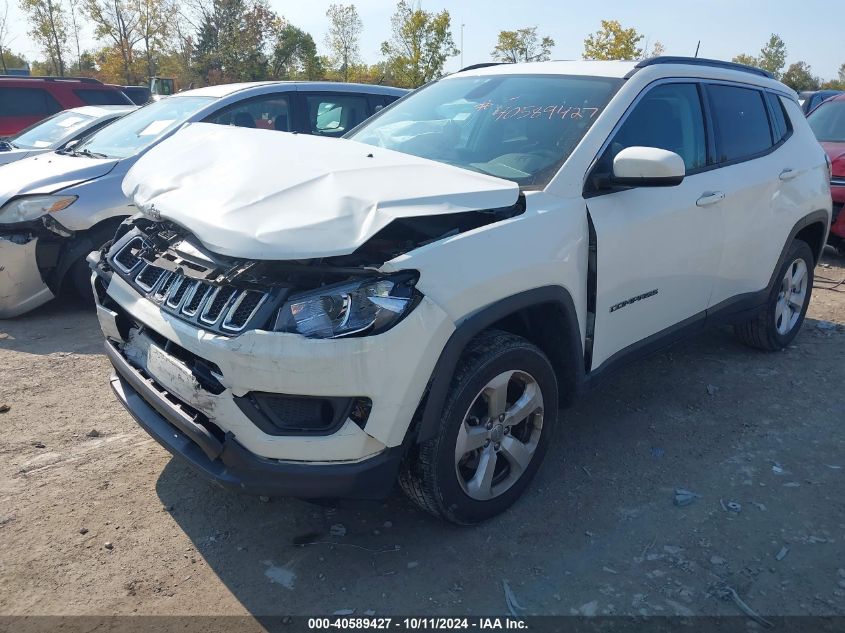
[74,89,132,106]
[766,93,791,143]
[304,94,370,137]
[0,87,62,116]
[707,85,772,163]
[608,83,707,172]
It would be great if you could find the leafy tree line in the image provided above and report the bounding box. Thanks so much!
[4,3,844,92]
[733,33,845,91]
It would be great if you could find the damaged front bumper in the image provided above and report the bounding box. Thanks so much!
[93,223,455,499]
[106,340,405,499]
[0,231,54,318]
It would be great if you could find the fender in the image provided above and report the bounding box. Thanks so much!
[415,286,585,444]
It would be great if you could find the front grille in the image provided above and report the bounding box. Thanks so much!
[831,176,845,187]
[109,237,273,336]
[113,236,143,272]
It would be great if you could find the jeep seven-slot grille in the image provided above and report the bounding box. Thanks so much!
[110,239,270,335]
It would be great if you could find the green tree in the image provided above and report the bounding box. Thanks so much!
[491,26,554,63]
[193,0,277,83]
[138,0,177,80]
[758,33,787,79]
[582,19,643,60]
[20,0,69,75]
[272,23,322,80]
[380,0,458,88]
[325,3,361,82]
[781,61,819,92]
[646,40,665,59]
[82,0,142,83]
[732,53,760,68]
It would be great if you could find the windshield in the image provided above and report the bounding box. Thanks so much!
[11,110,96,149]
[349,74,622,188]
[808,99,845,143]
[76,96,214,159]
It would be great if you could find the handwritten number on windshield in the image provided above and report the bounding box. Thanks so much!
[484,104,601,121]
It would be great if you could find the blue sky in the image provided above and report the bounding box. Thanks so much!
[4,0,843,80]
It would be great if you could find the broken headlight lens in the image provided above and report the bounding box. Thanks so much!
[0,195,77,224]
[274,273,419,338]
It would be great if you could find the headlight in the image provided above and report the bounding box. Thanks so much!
[0,195,77,224]
[274,273,420,338]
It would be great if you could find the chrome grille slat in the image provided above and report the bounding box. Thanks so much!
[111,235,271,335]
[112,237,144,273]
[135,264,165,292]
[222,291,267,332]
[200,286,238,325]
[181,282,211,317]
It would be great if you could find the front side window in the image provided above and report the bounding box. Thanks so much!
[306,94,369,137]
[0,87,61,116]
[808,99,845,143]
[605,83,707,172]
[349,74,622,188]
[205,95,291,131]
[76,95,214,159]
[11,110,96,149]
[707,84,772,163]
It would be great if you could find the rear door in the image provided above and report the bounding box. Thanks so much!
[702,83,785,307]
[203,92,293,132]
[585,82,724,369]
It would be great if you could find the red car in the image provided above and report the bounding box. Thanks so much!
[0,76,132,138]
[808,93,845,254]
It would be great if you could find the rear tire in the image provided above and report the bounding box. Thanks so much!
[734,239,814,351]
[399,330,558,524]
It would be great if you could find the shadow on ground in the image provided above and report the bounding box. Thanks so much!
[155,320,845,618]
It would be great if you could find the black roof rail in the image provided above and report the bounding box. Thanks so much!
[631,56,774,79]
[457,62,510,73]
[0,75,103,84]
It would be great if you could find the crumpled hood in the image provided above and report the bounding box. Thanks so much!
[822,142,845,178]
[123,123,519,259]
[0,151,118,207]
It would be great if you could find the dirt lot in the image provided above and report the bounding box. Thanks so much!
[1,251,844,624]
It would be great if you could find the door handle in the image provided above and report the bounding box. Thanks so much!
[696,191,725,207]
[779,168,798,181]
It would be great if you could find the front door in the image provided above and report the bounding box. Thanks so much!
[585,82,724,369]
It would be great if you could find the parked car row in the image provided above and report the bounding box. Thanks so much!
[0,76,133,137]
[0,81,405,318]
[807,93,845,252]
[0,61,837,523]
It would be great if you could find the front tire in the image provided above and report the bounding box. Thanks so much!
[734,239,814,350]
[399,331,558,524]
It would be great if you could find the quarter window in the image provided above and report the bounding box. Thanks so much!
[607,83,707,172]
[707,84,772,163]
[305,95,369,137]
[766,93,790,143]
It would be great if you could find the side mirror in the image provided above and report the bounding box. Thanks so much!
[612,146,685,187]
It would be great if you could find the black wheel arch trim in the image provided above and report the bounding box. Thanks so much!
[768,209,829,281]
[414,285,584,444]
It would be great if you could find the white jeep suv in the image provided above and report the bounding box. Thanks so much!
[92,58,831,524]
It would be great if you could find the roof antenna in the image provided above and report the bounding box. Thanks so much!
[694,41,701,58]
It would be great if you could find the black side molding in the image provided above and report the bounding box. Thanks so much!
[414,286,584,444]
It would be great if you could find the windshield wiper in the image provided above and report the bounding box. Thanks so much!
[0,140,17,150]
[73,147,110,159]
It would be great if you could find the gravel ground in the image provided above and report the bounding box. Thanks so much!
[1,250,844,623]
